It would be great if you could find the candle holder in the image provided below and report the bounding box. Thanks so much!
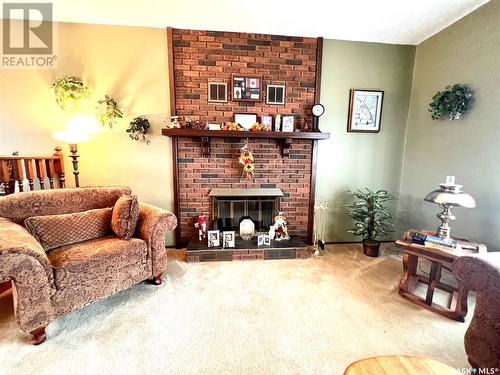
[424,177,475,240]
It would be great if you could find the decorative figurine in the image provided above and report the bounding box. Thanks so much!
[185,117,192,129]
[166,115,180,129]
[194,119,201,130]
[194,215,208,240]
[272,212,290,241]
[275,114,281,132]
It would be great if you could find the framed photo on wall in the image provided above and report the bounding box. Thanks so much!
[232,74,262,102]
[347,89,384,133]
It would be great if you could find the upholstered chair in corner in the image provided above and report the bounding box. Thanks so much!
[453,253,500,369]
[0,187,177,344]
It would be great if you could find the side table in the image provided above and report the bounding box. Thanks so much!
[395,230,486,322]
[344,355,456,375]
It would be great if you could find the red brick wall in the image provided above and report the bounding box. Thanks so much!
[177,138,312,244]
[172,28,318,130]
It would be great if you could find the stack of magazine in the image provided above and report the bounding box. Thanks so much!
[410,231,478,253]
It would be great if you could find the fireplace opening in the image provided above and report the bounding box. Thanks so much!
[209,188,283,232]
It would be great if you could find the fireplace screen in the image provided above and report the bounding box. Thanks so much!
[209,188,283,232]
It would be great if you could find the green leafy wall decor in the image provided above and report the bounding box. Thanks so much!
[126,116,151,144]
[428,84,473,120]
[51,75,91,111]
[96,95,124,128]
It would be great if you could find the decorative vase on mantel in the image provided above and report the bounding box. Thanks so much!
[239,217,255,240]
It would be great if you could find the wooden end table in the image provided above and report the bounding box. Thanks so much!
[344,355,456,375]
[395,230,486,322]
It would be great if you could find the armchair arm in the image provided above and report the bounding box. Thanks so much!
[0,217,55,333]
[453,253,500,292]
[136,203,177,276]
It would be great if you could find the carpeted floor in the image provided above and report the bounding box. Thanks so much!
[0,244,471,374]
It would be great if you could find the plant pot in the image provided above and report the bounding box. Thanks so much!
[362,240,380,257]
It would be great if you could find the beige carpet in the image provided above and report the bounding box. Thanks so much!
[0,244,471,374]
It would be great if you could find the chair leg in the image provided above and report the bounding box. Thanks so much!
[151,273,163,285]
[30,326,46,345]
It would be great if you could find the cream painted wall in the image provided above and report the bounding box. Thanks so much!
[0,22,175,244]
[316,40,415,242]
[398,0,500,250]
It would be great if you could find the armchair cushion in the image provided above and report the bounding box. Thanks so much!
[111,195,139,239]
[48,235,148,289]
[24,208,112,251]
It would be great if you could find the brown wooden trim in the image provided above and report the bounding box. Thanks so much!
[162,128,329,140]
[314,37,323,104]
[171,137,182,247]
[307,140,318,245]
[166,27,176,117]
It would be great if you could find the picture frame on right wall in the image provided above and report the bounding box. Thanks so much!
[347,89,384,133]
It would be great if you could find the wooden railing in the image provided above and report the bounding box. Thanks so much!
[0,147,66,195]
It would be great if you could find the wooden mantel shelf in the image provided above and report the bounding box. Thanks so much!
[161,128,330,157]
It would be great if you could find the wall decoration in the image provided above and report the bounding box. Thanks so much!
[239,140,255,178]
[234,113,258,130]
[347,89,384,133]
[266,85,286,105]
[208,230,220,247]
[51,75,91,111]
[282,115,294,132]
[261,115,273,131]
[208,82,228,103]
[232,74,262,102]
[96,95,123,128]
[428,84,473,120]
[126,116,151,144]
[223,231,235,248]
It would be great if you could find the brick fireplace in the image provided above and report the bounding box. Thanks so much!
[164,27,327,248]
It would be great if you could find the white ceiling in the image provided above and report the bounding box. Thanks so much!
[11,0,492,45]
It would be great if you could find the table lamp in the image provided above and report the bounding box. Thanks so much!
[424,176,476,240]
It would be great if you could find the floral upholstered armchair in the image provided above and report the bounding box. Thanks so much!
[0,187,177,345]
[453,253,500,369]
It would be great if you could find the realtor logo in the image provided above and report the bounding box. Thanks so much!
[2,2,57,68]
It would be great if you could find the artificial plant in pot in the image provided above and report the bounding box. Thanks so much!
[346,188,396,257]
[126,116,151,144]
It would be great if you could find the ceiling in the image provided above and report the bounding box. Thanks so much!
[12,0,491,45]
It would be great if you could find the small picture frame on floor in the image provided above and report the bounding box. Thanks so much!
[223,231,235,248]
[208,230,220,247]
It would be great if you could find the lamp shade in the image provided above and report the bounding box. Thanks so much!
[52,129,89,144]
[424,183,476,208]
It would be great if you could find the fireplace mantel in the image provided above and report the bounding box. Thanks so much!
[162,129,330,158]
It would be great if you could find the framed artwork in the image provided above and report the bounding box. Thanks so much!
[258,234,271,246]
[208,230,220,247]
[234,113,257,130]
[261,115,273,131]
[258,235,265,246]
[263,234,271,246]
[347,89,384,133]
[223,231,235,248]
[266,85,285,105]
[208,82,227,103]
[282,115,294,132]
[232,74,262,102]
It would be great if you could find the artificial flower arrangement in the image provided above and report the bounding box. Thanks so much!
[239,141,255,178]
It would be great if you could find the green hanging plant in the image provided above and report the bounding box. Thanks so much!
[96,95,124,128]
[345,188,396,243]
[51,75,91,111]
[126,116,151,144]
[428,84,473,120]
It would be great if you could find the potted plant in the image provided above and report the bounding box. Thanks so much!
[51,75,91,111]
[96,95,123,128]
[345,188,396,257]
[428,83,473,120]
[126,116,151,144]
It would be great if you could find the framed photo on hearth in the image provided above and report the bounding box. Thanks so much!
[347,89,384,133]
[208,230,220,247]
[232,74,262,102]
[223,231,235,248]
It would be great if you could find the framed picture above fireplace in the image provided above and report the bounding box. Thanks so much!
[232,74,262,102]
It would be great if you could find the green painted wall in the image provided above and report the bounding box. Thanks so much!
[398,0,500,250]
[316,40,415,242]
